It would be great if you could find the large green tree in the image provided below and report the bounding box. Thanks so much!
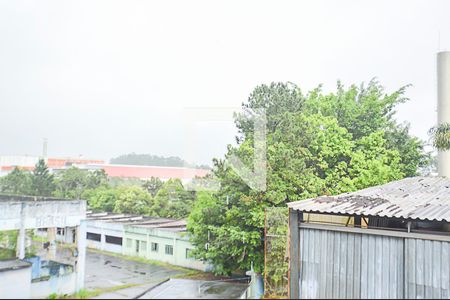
[53,167,108,199]
[150,179,196,219]
[31,159,55,197]
[142,177,164,197]
[84,186,118,212]
[188,81,428,275]
[0,167,32,195]
[113,186,152,215]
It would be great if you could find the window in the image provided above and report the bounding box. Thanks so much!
[126,238,133,248]
[186,248,194,260]
[136,240,140,253]
[86,232,101,242]
[57,227,65,236]
[151,242,159,252]
[140,241,147,253]
[105,235,122,245]
[165,244,174,255]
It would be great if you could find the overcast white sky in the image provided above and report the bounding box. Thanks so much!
[1,0,450,165]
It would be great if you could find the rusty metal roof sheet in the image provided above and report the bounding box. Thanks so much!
[288,176,450,222]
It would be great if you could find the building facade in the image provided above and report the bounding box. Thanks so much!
[83,212,209,271]
[123,223,207,271]
[0,195,86,298]
[288,176,450,299]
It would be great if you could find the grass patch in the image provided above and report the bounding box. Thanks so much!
[47,284,141,299]
[0,247,16,260]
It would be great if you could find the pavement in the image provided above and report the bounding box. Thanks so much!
[91,282,163,299]
[85,251,185,298]
[33,241,186,299]
[33,242,249,299]
[139,278,249,299]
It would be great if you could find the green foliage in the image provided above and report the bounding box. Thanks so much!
[188,81,427,275]
[53,167,108,199]
[142,177,164,197]
[150,179,196,218]
[113,186,152,215]
[264,207,288,297]
[0,230,18,260]
[430,122,450,151]
[31,159,55,197]
[0,167,32,195]
[83,187,118,212]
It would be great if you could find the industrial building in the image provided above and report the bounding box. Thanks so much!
[0,195,86,298]
[0,155,105,176]
[0,155,209,183]
[288,176,450,299]
[59,212,209,271]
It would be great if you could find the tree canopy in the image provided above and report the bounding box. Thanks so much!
[110,153,210,169]
[187,81,428,275]
[30,159,55,197]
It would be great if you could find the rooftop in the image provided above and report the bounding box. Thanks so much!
[288,176,450,222]
[0,194,85,202]
[86,211,187,231]
[0,259,31,272]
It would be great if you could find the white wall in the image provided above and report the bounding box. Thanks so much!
[0,197,86,231]
[30,272,77,298]
[0,266,32,299]
[85,220,124,254]
[123,227,209,271]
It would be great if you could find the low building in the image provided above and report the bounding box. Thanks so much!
[88,164,210,183]
[287,176,450,299]
[0,195,86,298]
[84,212,209,271]
[123,220,207,271]
[0,155,105,176]
[84,212,155,254]
[0,260,32,298]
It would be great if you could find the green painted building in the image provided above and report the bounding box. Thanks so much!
[123,220,209,271]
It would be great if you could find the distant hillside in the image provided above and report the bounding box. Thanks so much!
[110,153,211,169]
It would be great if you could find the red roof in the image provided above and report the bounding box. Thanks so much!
[96,164,210,180]
[1,166,34,171]
[47,158,105,168]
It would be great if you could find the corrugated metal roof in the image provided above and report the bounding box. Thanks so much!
[288,176,450,222]
[86,211,187,231]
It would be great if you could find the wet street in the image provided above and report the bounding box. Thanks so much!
[85,250,185,292]
[33,242,248,298]
[33,241,187,298]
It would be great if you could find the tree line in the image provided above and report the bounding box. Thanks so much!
[110,153,211,169]
[0,161,196,219]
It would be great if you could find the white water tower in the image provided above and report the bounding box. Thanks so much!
[438,51,450,177]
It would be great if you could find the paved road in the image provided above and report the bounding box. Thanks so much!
[85,251,185,298]
[139,278,249,299]
[34,242,186,298]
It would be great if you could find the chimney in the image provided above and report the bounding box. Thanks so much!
[42,138,48,160]
[438,51,450,177]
